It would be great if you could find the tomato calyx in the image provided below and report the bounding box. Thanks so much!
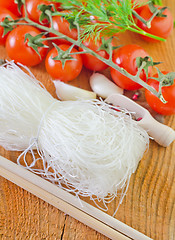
[150,69,175,103]
[64,15,78,31]
[15,0,24,14]
[0,17,22,37]
[52,43,77,68]
[24,32,48,57]
[152,69,175,86]
[148,3,167,18]
[38,4,56,24]
[133,2,168,29]
[1,0,174,101]
[0,17,15,36]
[51,11,78,31]
[97,37,120,57]
[136,56,161,78]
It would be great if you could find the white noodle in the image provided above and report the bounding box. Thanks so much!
[0,61,149,212]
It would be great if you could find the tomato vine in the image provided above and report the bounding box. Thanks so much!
[1,0,175,102]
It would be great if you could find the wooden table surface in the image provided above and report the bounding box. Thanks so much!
[0,1,175,239]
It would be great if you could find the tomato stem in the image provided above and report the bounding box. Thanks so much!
[136,61,146,77]
[26,17,161,98]
[132,10,149,27]
[127,26,166,42]
[69,51,89,55]
[45,9,53,28]
[38,36,63,41]
[132,6,162,29]
[146,7,160,28]
[2,10,166,101]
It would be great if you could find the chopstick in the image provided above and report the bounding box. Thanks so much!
[0,156,152,240]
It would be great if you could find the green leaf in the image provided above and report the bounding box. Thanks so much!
[51,0,165,41]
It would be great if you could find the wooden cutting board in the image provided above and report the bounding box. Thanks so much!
[0,1,175,239]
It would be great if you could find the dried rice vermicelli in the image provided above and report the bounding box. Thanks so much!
[0,61,149,211]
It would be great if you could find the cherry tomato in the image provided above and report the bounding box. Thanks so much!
[110,44,152,90]
[23,0,61,25]
[6,25,48,66]
[0,0,20,16]
[137,4,173,42]
[45,44,83,82]
[145,72,175,115]
[0,8,17,45]
[80,37,109,71]
[49,12,78,45]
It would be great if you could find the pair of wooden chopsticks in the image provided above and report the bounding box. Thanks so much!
[0,155,152,240]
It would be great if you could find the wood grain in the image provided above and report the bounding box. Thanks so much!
[0,0,175,239]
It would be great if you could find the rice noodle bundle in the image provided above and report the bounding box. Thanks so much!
[0,62,149,209]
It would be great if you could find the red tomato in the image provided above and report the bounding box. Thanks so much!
[0,0,20,16]
[110,44,152,90]
[49,12,78,45]
[136,4,173,42]
[6,25,48,66]
[80,37,109,71]
[23,0,61,25]
[45,44,83,82]
[145,72,175,115]
[0,8,17,45]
